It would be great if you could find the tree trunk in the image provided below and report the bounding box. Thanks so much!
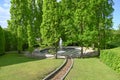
[55,43,58,59]
[96,7,101,57]
[103,29,106,49]
[92,43,95,50]
[80,46,83,58]
[97,18,100,57]
[18,50,21,54]
[80,19,84,58]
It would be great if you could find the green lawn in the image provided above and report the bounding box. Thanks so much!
[65,58,120,80]
[0,53,64,80]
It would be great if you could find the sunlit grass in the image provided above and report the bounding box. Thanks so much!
[65,58,120,80]
[0,53,64,80]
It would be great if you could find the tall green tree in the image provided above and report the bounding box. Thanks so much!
[73,0,114,57]
[74,0,90,57]
[27,21,34,52]
[89,0,114,55]
[40,0,59,58]
[27,0,43,47]
[20,0,29,47]
[17,26,23,53]
[34,0,43,39]
[60,0,77,46]
[8,0,28,51]
[100,0,114,49]
[8,0,19,51]
[9,0,43,52]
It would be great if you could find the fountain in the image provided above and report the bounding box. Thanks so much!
[57,38,65,54]
[59,38,62,50]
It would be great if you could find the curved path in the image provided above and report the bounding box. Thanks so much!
[44,56,73,80]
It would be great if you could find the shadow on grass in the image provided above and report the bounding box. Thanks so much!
[0,52,45,67]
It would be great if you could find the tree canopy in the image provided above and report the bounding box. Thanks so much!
[0,0,115,57]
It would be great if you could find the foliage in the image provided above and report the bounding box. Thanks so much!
[59,0,114,56]
[100,47,120,73]
[109,28,120,48]
[5,0,114,55]
[4,29,17,51]
[27,23,34,52]
[0,26,5,55]
[40,0,60,58]
[17,26,23,53]
[4,29,11,51]
[8,0,43,52]
[59,0,76,46]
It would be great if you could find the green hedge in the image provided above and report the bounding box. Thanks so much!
[100,47,120,73]
[0,26,5,55]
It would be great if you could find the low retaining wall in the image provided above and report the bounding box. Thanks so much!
[61,57,74,80]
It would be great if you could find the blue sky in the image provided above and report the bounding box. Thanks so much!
[0,0,120,29]
[0,0,10,28]
[113,0,120,29]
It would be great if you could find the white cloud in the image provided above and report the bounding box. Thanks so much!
[0,0,10,28]
[3,0,10,8]
[4,0,10,4]
[0,21,8,28]
[3,3,10,8]
[0,6,10,15]
[0,8,10,28]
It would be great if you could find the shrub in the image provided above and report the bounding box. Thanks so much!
[0,26,5,55]
[100,47,120,73]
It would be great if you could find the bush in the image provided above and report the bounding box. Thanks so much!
[4,29,17,51]
[0,26,5,55]
[100,47,120,73]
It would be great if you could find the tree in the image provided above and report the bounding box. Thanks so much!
[27,0,43,47]
[0,26,5,55]
[34,0,43,39]
[17,26,23,53]
[8,0,28,51]
[88,0,114,56]
[59,0,76,46]
[8,0,43,52]
[27,21,34,52]
[110,24,120,48]
[73,0,114,57]
[74,0,90,57]
[40,0,59,58]
[8,0,19,51]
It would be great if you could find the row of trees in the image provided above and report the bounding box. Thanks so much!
[111,24,120,48]
[7,0,43,53]
[0,0,115,58]
[40,0,114,57]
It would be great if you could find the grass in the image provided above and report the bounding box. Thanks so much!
[65,58,120,80]
[0,53,64,80]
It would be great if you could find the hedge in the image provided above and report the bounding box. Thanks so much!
[100,47,120,73]
[0,26,5,55]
